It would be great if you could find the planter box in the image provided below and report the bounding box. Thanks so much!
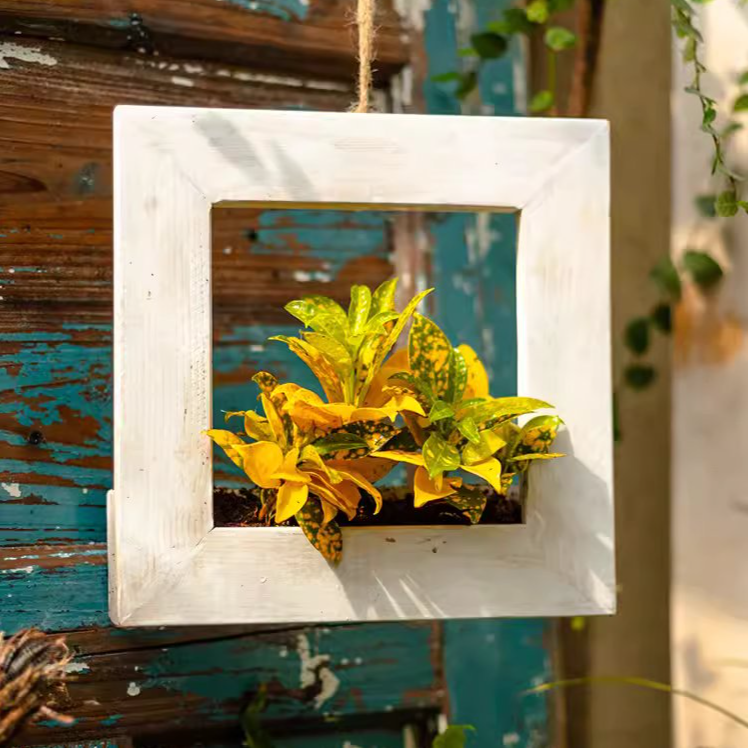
[109,106,614,625]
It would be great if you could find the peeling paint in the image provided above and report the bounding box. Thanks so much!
[0,42,57,69]
[1,482,21,498]
[171,75,195,88]
[64,661,91,674]
[296,633,341,709]
[127,682,141,697]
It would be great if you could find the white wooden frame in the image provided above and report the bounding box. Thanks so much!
[110,106,614,625]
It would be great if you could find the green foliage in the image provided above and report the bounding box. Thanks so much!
[433,725,476,748]
[682,249,724,290]
[470,31,508,59]
[544,26,577,51]
[695,193,718,217]
[241,686,275,748]
[624,364,656,391]
[624,318,651,356]
[530,90,554,114]
[651,303,672,334]
[649,255,682,301]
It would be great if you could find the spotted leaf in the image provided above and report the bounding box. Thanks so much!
[409,313,453,398]
[445,485,488,524]
[296,498,343,564]
[371,277,398,316]
[270,335,344,402]
[348,284,372,337]
[422,433,461,480]
[458,344,489,399]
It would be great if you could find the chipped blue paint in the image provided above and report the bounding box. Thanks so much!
[100,714,124,726]
[213,0,309,22]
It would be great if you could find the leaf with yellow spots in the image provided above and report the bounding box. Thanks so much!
[285,296,348,332]
[348,284,372,337]
[460,396,552,427]
[458,344,489,399]
[364,347,409,408]
[233,441,283,489]
[296,497,343,564]
[269,335,344,402]
[308,473,359,519]
[224,411,274,442]
[513,415,563,456]
[260,394,287,449]
[422,433,461,480]
[408,313,453,398]
[326,456,395,484]
[271,446,311,484]
[510,452,565,463]
[330,465,383,513]
[313,432,369,456]
[445,485,487,524]
[275,481,309,523]
[371,277,398,316]
[204,429,246,470]
[413,466,461,507]
[447,346,468,403]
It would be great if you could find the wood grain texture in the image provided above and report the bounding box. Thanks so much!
[16,622,441,744]
[112,106,614,624]
[0,0,410,81]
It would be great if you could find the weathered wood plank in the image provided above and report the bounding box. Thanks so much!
[0,0,410,81]
[16,623,442,744]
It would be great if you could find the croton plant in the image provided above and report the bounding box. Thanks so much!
[206,279,562,562]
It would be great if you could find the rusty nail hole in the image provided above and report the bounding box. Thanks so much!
[27,430,44,445]
[244,228,259,242]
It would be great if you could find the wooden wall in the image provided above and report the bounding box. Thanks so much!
[0,2,553,746]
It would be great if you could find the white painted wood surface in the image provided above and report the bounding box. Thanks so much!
[111,106,614,625]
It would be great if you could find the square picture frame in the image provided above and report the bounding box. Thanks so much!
[110,106,614,625]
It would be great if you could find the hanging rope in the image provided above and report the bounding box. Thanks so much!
[352,0,376,112]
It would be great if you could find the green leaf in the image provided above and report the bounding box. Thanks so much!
[445,486,487,525]
[371,278,398,316]
[733,93,748,112]
[739,70,748,86]
[433,71,463,83]
[526,0,549,23]
[650,303,672,334]
[721,121,743,138]
[682,250,723,290]
[409,313,453,398]
[241,685,275,748]
[649,255,682,301]
[285,295,347,329]
[470,32,508,59]
[447,347,468,403]
[429,399,456,422]
[701,105,717,131]
[462,396,552,427]
[671,0,694,15]
[694,194,718,218]
[624,364,656,390]
[548,0,576,10]
[312,432,369,456]
[433,725,476,748]
[715,160,744,181]
[302,332,352,371]
[457,416,481,444]
[715,190,739,217]
[488,9,534,35]
[423,433,461,480]
[682,37,696,63]
[462,428,506,466]
[544,26,577,51]
[455,70,478,100]
[458,46,477,57]
[296,497,343,564]
[348,285,372,337]
[510,452,564,462]
[624,317,651,356]
[511,415,562,457]
[530,90,554,114]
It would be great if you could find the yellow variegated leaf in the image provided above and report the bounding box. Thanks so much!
[326,456,395,484]
[371,278,398,315]
[204,429,246,470]
[413,466,461,508]
[275,481,309,523]
[382,394,426,417]
[244,411,274,441]
[461,457,503,494]
[260,394,286,448]
[269,335,344,402]
[515,415,563,455]
[252,371,279,396]
[349,406,393,422]
[321,500,339,526]
[359,288,433,404]
[308,473,359,520]
[271,446,311,484]
[296,497,343,564]
[365,347,410,408]
[331,466,383,513]
[233,441,283,488]
[462,428,507,466]
[510,453,565,462]
[373,450,425,466]
[458,344,489,399]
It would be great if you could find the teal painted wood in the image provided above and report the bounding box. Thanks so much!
[422,2,551,747]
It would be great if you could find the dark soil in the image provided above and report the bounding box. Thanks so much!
[214,484,522,528]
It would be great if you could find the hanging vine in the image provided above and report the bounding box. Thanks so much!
[435,0,748,433]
